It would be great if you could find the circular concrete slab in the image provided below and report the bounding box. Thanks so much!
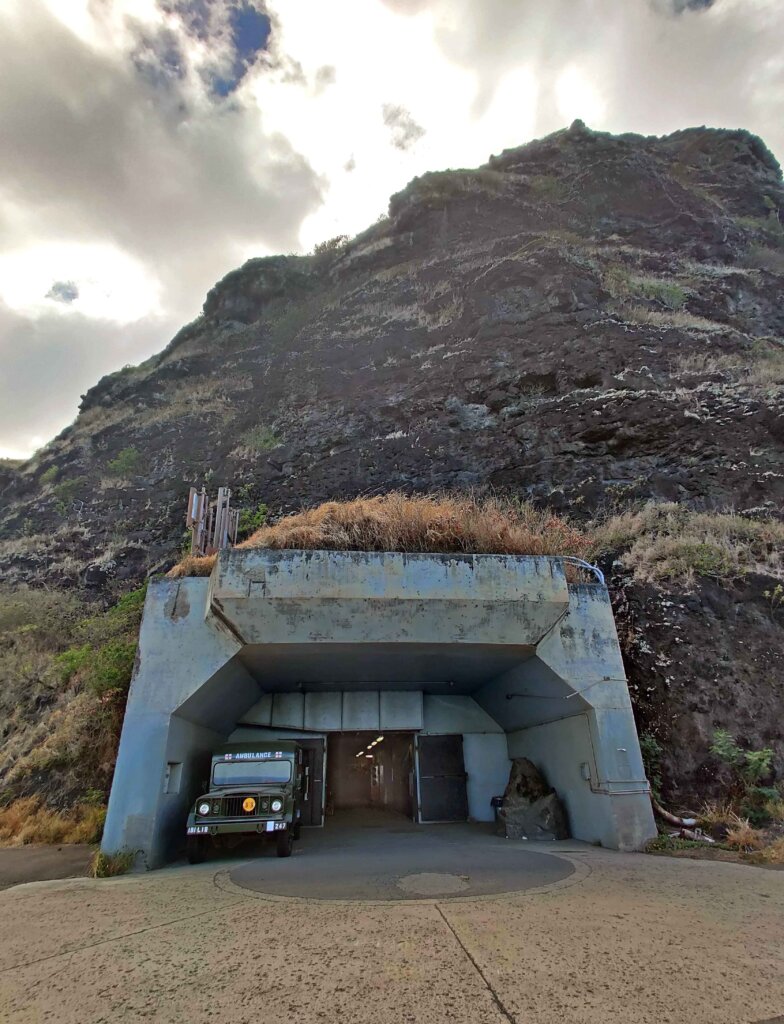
[228,821,575,901]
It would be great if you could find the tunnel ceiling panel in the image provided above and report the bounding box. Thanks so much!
[237,642,534,692]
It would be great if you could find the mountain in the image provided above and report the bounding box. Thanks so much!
[1,120,783,806]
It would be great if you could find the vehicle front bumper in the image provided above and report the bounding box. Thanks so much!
[187,819,288,837]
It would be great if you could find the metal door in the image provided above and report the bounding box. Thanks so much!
[415,734,468,822]
[297,739,325,826]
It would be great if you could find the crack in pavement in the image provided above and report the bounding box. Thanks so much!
[0,898,246,976]
[435,903,517,1024]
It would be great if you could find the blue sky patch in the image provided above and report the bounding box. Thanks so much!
[211,3,271,97]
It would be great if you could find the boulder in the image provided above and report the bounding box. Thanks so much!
[496,758,569,841]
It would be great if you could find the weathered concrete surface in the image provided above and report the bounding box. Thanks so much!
[104,551,655,864]
[0,845,92,891]
[210,549,570,647]
[228,817,575,900]
[2,838,783,1024]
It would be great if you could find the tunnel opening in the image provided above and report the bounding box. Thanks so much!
[326,731,414,824]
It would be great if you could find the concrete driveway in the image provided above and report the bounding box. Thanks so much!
[0,844,93,891]
[1,824,783,1024]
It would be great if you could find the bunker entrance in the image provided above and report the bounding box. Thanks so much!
[326,732,414,822]
[102,551,658,866]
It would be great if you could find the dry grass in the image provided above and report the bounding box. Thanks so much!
[237,492,589,559]
[698,800,738,829]
[168,494,589,578]
[590,503,784,583]
[676,343,784,386]
[168,554,217,578]
[90,849,135,877]
[724,818,766,852]
[742,244,784,275]
[0,797,105,846]
[748,837,784,865]
[622,305,725,332]
[169,494,784,587]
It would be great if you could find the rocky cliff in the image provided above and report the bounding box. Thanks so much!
[1,121,783,805]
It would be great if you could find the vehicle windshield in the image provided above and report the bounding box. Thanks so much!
[212,759,292,787]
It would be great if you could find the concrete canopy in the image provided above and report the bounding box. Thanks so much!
[102,549,656,866]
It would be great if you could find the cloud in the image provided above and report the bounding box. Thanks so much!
[382,103,426,151]
[0,0,323,455]
[0,300,177,459]
[45,281,79,304]
[424,0,784,149]
[1,0,783,458]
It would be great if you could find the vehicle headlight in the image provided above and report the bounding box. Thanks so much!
[271,799,283,813]
[197,801,211,816]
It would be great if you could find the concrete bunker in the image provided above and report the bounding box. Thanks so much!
[102,549,656,866]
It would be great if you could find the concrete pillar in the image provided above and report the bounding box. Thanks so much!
[102,579,258,867]
[506,584,656,850]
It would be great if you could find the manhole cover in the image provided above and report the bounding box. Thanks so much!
[396,872,470,896]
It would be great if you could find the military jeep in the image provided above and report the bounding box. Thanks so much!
[186,741,303,862]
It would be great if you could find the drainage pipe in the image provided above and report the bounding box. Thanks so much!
[651,795,697,829]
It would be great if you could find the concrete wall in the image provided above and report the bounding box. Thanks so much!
[103,554,655,864]
[462,734,511,822]
[210,549,570,648]
[102,579,259,866]
[239,690,424,732]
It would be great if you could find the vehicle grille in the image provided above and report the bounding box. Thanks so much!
[220,794,270,818]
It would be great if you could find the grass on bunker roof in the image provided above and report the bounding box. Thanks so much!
[167,493,590,578]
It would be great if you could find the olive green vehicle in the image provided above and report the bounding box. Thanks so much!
[186,741,303,862]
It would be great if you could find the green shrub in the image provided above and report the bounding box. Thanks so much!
[40,466,58,485]
[240,426,281,452]
[237,502,268,539]
[710,729,775,821]
[53,476,87,503]
[603,266,687,309]
[742,787,780,827]
[313,235,349,257]
[107,447,142,477]
[84,640,137,697]
[54,644,92,684]
[636,279,687,309]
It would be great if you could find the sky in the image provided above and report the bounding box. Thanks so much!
[1,0,783,460]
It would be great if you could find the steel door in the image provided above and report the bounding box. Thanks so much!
[297,739,325,826]
[415,734,468,822]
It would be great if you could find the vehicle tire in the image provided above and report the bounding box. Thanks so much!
[187,837,207,864]
[276,829,293,858]
[292,822,301,840]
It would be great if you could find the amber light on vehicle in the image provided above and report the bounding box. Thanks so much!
[242,797,256,813]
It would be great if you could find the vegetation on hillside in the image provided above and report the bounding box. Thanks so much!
[0,584,145,845]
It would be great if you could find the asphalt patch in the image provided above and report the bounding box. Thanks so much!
[228,824,574,901]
